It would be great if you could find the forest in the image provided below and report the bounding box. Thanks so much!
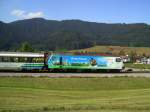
[0,18,150,51]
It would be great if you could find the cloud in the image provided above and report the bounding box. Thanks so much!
[11,9,25,16]
[11,9,44,19]
[25,12,43,19]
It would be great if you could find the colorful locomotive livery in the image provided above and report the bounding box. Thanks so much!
[47,54,123,71]
[0,52,124,72]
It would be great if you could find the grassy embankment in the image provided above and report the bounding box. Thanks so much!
[71,45,150,55]
[125,63,150,69]
[1,77,150,112]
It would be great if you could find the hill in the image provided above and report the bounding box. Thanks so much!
[71,45,150,55]
[0,18,150,51]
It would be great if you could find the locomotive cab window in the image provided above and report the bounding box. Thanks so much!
[116,58,121,62]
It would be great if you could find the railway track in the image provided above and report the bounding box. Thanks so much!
[0,71,150,77]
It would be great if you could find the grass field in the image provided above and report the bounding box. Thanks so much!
[1,77,150,112]
[71,45,150,55]
[125,63,150,69]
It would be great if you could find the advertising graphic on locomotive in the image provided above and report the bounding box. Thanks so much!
[0,52,124,72]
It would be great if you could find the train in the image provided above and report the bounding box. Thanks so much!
[0,52,124,72]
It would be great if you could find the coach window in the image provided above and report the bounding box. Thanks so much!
[18,57,26,62]
[0,57,2,62]
[37,58,44,63]
[3,57,11,62]
[10,57,15,62]
[14,57,19,62]
[32,57,44,63]
[25,58,30,62]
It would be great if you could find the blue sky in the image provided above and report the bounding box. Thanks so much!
[0,0,150,23]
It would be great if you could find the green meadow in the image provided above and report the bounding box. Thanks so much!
[0,77,150,112]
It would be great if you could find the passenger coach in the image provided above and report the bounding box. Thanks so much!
[0,52,44,71]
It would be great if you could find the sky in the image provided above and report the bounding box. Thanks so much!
[0,0,150,23]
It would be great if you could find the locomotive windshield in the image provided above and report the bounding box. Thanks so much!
[51,55,60,65]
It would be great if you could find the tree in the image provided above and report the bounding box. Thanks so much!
[18,42,34,52]
[142,53,147,57]
[129,50,137,63]
[119,49,126,56]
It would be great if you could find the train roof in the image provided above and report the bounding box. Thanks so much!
[0,52,44,57]
[52,54,119,58]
